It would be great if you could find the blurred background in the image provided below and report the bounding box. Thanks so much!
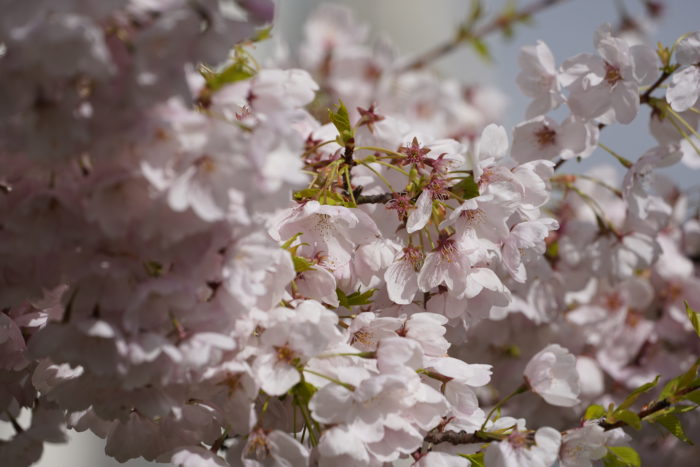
[2,0,699,465]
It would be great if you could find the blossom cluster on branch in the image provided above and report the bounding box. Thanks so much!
[0,1,699,466]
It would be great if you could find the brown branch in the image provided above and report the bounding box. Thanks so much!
[640,70,672,104]
[599,384,700,431]
[424,428,497,446]
[399,0,569,71]
[356,192,394,204]
[424,384,700,447]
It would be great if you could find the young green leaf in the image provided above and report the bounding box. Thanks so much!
[613,409,642,430]
[584,404,606,420]
[618,375,660,410]
[603,446,641,467]
[650,410,695,445]
[659,359,700,401]
[470,37,492,61]
[452,175,480,200]
[329,100,354,147]
[685,301,700,337]
[681,389,700,405]
[460,452,485,467]
[337,288,375,308]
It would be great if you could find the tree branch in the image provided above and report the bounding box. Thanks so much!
[399,0,569,71]
[640,70,673,104]
[599,384,700,431]
[356,192,394,204]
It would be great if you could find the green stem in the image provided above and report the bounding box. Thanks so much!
[343,167,357,207]
[317,351,376,359]
[296,398,318,446]
[479,383,529,432]
[303,369,356,391]
[356,146,406,158]
[666,113,700,156]
[598,142,633,169]
[373,160,410,176]
[358,161,396,192]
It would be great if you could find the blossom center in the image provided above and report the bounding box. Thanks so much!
[436,236,458,261]
[535,126,557,147]
[275,345,297,364]
[604,62,623,86]
[195,155,217,173]
[351,328,376,347]
[402,246,425,270]
[247,430,271,459]
[460,207,485,226]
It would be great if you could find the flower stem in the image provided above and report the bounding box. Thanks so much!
[479,383,529,432]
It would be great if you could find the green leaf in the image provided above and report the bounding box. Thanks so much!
[199,53,256,92]
[618,375,660,410]
[329,100,354,146]
[613,409,642,430]
[292,256,315,273]
[545,240,559,261]
[293,188,347,206]
[337,288,375,308]
[685,301,700,337]
[652,411,694,445]
[460,452,485,467]
[660,359,700,401]
[603,446,641,467]
[681,389,700,405]
[584,404,606,420]
[143,261,164,277]
[470,37,491,61]
[452,176,480,200]
[251,25,273,43]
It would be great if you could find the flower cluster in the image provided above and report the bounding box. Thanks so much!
[1,1,699,467]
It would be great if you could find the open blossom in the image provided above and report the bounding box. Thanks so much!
[485,426,561,467]
[385,246,423,305]
[417,235,473,296]
[524,344,581,407]
[666,31,700,111]
[511,115,599,163]
[559,422,608,467]
[561,23,657,124]
[516,40,565,118]
[269,200,380,271]
[252,301,343,395]
[2,1,700,466]
[470,123,509,181]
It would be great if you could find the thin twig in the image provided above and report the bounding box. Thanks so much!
[640,70,672,104]
[599,384,700,431]
[356,192,394,205]
[399,0,569,71]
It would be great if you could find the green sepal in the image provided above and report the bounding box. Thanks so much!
[451,175,480,200]
[292,256,315,273]
[337,288,375,308]
[291,380,317,406]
